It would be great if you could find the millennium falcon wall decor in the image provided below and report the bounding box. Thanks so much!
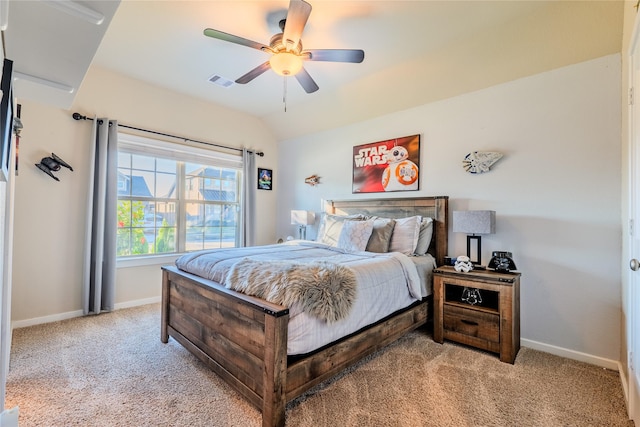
[462,151,503,174]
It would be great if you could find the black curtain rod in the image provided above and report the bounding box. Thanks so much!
[72,113,264,157]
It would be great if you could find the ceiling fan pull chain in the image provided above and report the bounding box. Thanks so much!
[283,77,288,112]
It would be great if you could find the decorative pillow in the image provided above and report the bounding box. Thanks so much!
[414,217,434,256]
[337,220,374,252]
[317,214,365,247]
[388,216,422,255]
[365,217,396,253]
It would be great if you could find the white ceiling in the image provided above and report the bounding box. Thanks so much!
[3,1,624,141]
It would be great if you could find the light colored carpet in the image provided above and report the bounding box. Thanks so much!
[5,303,633,427]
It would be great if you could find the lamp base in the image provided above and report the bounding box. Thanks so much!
[466,235,482,265]
[298,225,307,240]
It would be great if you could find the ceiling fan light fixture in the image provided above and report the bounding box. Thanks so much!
[270,52,303,77]
[203,0,363,94]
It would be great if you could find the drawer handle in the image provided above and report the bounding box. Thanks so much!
[461,319,479,326]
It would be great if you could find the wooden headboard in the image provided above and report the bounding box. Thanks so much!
[324,196,449,266]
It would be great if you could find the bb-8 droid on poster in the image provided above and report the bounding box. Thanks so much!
[381,146,419,191]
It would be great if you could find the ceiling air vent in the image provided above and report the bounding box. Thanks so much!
[208,75,234,88]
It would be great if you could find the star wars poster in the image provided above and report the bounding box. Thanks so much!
[352,134,420,193]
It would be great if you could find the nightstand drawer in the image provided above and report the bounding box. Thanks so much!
[443,305,499,343]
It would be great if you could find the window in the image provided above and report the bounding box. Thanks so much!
[117,134,243,258]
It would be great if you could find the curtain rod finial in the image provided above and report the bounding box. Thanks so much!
[72,112,87,121]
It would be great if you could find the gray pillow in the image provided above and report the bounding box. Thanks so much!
[365,217,396,253]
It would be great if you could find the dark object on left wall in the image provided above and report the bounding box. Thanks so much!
[35,153,73,181]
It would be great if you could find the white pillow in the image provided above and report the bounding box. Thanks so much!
[317,214,364,246]
[414,217,434,256]
[337,220,374,252]
[388,216,422,255]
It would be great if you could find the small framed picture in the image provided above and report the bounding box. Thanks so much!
[258,167,272,190]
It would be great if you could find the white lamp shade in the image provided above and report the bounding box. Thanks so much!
[452,210,496,234]
[291,210,315,226]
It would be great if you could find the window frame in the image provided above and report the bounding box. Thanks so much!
[116,133,243,266]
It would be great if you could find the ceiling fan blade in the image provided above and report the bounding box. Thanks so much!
[204,28,269,51]
[305,49,365,63]
[282,0,312,51]
[295,67,319,93]
[235,61,271,84]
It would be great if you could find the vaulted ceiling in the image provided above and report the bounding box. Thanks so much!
[3,1,624,141]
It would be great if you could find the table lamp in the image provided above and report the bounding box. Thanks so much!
[291,210,315,240]
[453,210,495,266]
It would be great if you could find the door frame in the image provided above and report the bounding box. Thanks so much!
[627,12,640,423]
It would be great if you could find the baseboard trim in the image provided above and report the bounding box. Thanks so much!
[12,296,161,329]
[522,338,619,371]
[12,309,84,329]
[114,296,161,310]
[619,361,630,410]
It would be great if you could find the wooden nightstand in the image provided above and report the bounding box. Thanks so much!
[433,266,521,364]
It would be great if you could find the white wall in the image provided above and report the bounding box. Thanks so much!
[11,66,278,323]
[277,54,622,363]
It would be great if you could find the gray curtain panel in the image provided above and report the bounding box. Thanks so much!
[241,149,256,247]
[82,118,118,315]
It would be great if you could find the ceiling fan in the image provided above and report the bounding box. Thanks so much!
[203,0,365,94]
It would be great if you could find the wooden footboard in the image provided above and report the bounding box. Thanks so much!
[162,266,428,427]
[162,266,289,426]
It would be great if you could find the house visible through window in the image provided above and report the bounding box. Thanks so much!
[117,133,243,258]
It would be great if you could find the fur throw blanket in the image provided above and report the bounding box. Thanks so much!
[225,258,357,323]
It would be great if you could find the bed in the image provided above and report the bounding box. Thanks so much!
[161,196,448,427]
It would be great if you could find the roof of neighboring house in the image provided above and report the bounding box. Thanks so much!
[118,173,152,198]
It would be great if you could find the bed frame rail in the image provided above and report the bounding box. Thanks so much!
[285,300,427,400]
